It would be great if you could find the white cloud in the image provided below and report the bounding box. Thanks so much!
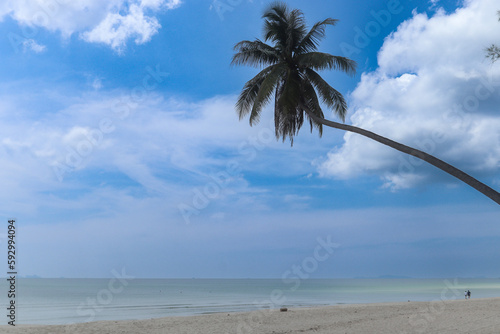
[81,3,161,52]
[0,0,182,52]
[22,38,47,53]
[318,0,500,190]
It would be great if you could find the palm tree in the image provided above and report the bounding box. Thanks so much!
[232,2,500,205]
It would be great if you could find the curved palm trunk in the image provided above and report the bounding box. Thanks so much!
[303,108,500,205]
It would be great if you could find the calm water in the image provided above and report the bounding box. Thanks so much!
[1,278,499,325]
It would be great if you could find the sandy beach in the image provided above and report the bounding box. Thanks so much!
[2,297,499,334]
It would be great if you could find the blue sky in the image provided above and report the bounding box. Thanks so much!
[0,0,499,279]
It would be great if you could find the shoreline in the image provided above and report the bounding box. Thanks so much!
[2,297,500,333]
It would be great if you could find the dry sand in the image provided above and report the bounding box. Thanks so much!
[2,298,499,333]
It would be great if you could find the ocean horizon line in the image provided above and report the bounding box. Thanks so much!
[5,276,500,280]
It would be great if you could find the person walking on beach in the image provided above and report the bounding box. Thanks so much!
[467,290,471,299]
[465,291,468,300]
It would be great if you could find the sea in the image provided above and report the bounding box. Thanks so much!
[1,278,499,325]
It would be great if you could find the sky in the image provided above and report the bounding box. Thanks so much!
[0,0,499,279]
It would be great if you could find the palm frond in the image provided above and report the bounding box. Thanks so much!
[305,68,348,121]
[274,104,303,145]
[276,69,302,114]
[296,18,338,54]
[301,80,325,136]
[263,2,289,44]
[297,52,357,75]
[249,64,286,125]
[263,1,289,21]
[232,40,280,67]
[236,66,274,120]
[274,69,303,143]
[284,9,307,57]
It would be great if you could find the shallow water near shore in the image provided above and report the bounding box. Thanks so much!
[1,278,499,325]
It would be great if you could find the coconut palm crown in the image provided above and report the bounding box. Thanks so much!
[232,2,356,145]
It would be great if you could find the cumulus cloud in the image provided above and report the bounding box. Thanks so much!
[81,2,162,52]
[0,0,181,52]
[318,0,500,190]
